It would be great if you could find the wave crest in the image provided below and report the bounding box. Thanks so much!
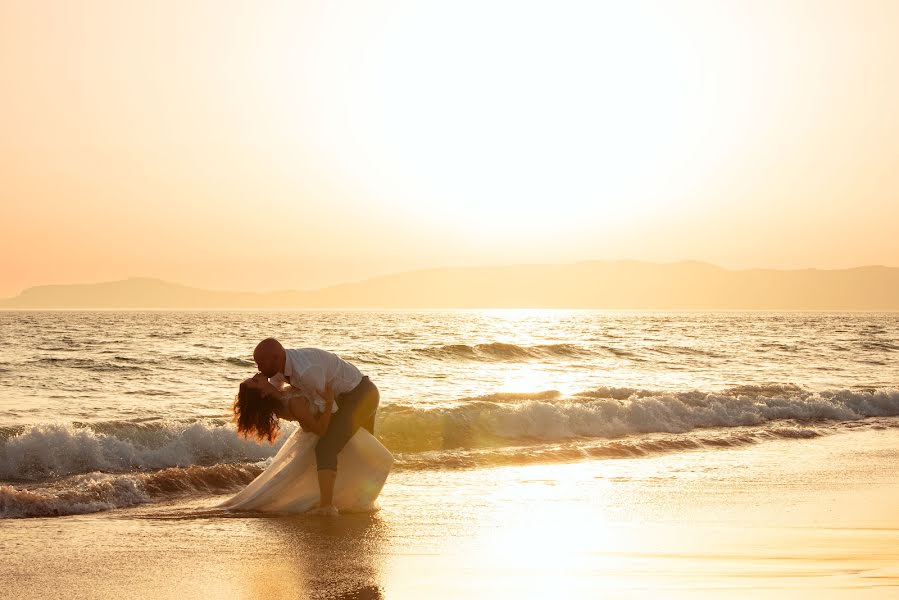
[0,421,287,481]
[377,386,899,452]
[0,463,261,518]
[2,385,898,484]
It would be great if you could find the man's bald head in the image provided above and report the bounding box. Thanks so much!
[253,338,286,377]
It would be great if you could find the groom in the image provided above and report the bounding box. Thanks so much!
[253,338,380,515]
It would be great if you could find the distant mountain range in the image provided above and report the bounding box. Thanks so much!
[2,261,898,309]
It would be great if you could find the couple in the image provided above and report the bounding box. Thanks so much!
[217,338,393,516]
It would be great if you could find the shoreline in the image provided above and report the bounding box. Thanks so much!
[2,426,898,598]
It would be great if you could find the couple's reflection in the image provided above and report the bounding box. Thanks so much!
[332,585,381,600]
[250,511,387,600]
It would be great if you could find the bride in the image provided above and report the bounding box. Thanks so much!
[217,373,393,515]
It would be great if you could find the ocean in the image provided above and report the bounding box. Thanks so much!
[1,309,898,519]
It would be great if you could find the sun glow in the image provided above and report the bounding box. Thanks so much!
[314,3,765,236]
[250,1,779,244]
[3,1,899,296]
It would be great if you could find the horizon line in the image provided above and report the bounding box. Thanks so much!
[4,258,898,299]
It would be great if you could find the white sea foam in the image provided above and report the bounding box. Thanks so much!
[377,386,899,451]
[3,386,898,482]
[2,385,898,518]
[0,463,262,518]
[0,420,290,481]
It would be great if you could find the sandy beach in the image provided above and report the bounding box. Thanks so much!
[3,425,897,599]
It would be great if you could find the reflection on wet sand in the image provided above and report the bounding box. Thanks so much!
[240,512,387,599]
[126,503,388,599]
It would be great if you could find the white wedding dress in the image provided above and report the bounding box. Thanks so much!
[217,397,394,513]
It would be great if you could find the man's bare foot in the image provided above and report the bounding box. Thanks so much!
[307,504,339,516]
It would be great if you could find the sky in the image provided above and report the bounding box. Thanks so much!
[2,0,898,297]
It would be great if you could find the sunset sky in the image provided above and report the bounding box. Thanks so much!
[2,0,898,298]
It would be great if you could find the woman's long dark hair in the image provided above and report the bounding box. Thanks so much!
[233,381,282,443]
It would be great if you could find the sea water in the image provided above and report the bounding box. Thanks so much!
[1,310,897,517]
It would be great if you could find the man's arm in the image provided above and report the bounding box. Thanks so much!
[287,383,335,436]
[310,387,335,436]
[295,364,338,414]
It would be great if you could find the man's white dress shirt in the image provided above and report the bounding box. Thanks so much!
[269,347,364,414]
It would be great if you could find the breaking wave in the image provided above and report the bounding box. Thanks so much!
[0,420,289,481]
[4,385,899,482]
[0,463,262,518]
[3,384,899,517]
[375,385,899,452]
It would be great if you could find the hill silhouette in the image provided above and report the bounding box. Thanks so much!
[1,261,897,310]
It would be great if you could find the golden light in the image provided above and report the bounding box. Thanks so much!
[3,0,898,295]
[252,1,779,242]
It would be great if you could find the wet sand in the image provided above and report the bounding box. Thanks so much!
[2,427,898,599]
